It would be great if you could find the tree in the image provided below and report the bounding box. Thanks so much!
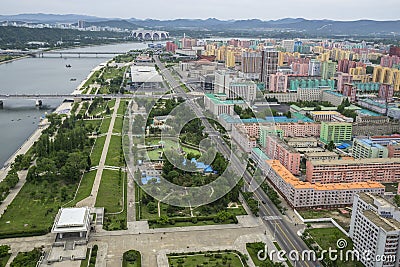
[326,141,336,152]
[146,202,157,214]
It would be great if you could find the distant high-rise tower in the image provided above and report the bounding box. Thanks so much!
[241,50,262,80]
[78,20,85,29]
[261,50,279,88]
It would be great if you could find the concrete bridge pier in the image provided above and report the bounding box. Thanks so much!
[35,100,43,107]
[0,100,3,109]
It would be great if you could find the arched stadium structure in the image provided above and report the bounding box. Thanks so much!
[132,30,169,40]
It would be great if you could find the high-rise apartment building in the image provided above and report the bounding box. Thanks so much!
[350,193,400,267]
[282,40,295,53]
[321,60,337,79]
[261,50,279,88]
[241,50,262,80]
[319,121,352,144]
[306,158,400,184]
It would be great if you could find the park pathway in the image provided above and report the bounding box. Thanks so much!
[77,98,121,208]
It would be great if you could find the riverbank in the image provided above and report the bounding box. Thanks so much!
[0,58,110,181]
[0,55,30,65]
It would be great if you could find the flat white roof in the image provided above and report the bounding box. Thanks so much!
[52,207,90,233]
[57,208,87,227]
[131,66,163,83]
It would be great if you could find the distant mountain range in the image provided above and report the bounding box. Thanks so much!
[1,13,400,36]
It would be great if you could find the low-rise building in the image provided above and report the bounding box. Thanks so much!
[130,66,164,89]
[358,99,388,114]
[321,90,349,106]
[285,137,318,148]
[304,151,339,161]
[352,138,389,159]
[310,111,353,122]
[350,193,400,267]
[204,93,245,116]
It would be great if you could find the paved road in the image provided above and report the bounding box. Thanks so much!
[77,98,121,207]
[154,56,318,267]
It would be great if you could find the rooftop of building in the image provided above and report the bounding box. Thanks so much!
[205,94,245,105]
[286,137,319,142]
[356,109,381,117]
[131,66,163,83]
[52,207,90,233]
[370,134,400,140]
[358,98,387,109]
[354,139,386,149]
[267,135,299,154]
[345,105,362,111]
[324,90,346,97]
[358,192,376,206]
[304,151,339,157]
[310,110,341,115]
[321,121,352,126]
[266,160,384,191]
[218,113,314,125]
[363,210,400,232]
[252,147,270,160]
[310,157,400,166]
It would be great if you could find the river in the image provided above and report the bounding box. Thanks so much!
[0,41,155,167]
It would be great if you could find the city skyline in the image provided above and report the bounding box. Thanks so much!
[1,0,400,21]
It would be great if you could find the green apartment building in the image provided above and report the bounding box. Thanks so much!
[259,126,284,147]
[320,121,352,144]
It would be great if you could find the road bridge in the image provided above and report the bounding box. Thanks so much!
[0,92,199,107]
[0,51,141,58]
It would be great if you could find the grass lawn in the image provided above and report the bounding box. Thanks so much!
[108,99,116,110]
[95,170,127,231]
[145,139,201,161]
[118,100,128,116]
[122,250,141,267]
[10,248,41,267]
[299,209,336,219]
[105,135,123,167]
[99,117,111,134]
[384,183,398,193]
[102,66,126,80]
[246,242,276,266]
[168,252,244,267]
[96,170,124,213]
[0,179,77,236]
[79,248,90,267]
[0,245,11,267]
[306,228,363,267]
[113,117,124,134]
[88,100,109,117]
[83,70,101,88]
[70,171,96,206]
[90,136,106,167]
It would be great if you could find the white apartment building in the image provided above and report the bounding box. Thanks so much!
[231,124,257,153]
[350,193,400,267]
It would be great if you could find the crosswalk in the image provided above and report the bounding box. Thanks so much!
[263,215,282,221]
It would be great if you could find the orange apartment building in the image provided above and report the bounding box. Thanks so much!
[266,160,385,209]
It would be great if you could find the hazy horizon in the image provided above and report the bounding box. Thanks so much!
[1,0,399,21]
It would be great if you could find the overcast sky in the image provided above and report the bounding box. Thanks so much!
[2,0,399,21]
